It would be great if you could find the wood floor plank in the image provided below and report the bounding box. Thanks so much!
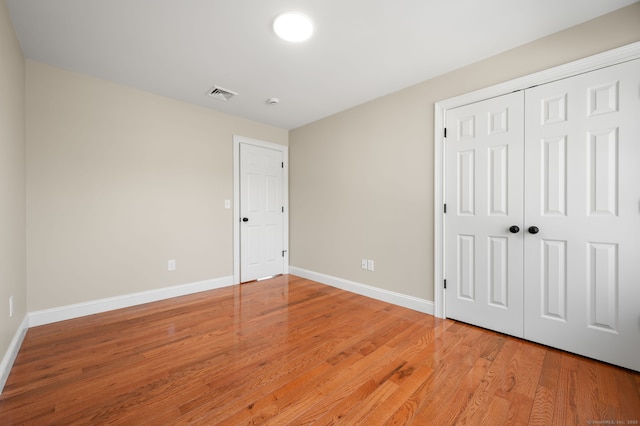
[181,300,404,423]
[414,326,502,425]
[401,324,490,424]
[358,363,435,425]
[528,384,555,426]
[551,367,578,425]
[615,366,640,421]
[479,395,511,426]
[504,392,535,426]
[448,336,522,425]
[1,274,639,425]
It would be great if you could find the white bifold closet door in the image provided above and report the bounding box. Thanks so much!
[445,59,640,371]
[444,91,525,337]
[523,59,640,371]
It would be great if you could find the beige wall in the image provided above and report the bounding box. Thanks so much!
[289,3,640,302]
[0,0,26,363]
[13,2,640,315]
[26,61,287,311]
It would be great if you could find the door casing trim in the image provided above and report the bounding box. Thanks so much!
[433,41,640,319]
[233,135,289,284]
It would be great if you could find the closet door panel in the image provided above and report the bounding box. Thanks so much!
[523,59,640,371]
[445,91,525,337]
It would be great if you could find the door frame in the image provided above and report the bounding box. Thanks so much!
[233,135,289,284]
[433,41,640,319]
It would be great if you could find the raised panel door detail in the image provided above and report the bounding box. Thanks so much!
[458,150,475,215]
[489,145,508,216]
[458,235,475,301]
[542,240,567,321]
[588,243,618,332]
[587,128,618,216]
[488,237,508,308]
[265,224,278,262]
[523,57,640,372]
[541,94,567,125]
[247,151,261,168]
[247,174,260,213]
[265,154,280,170]
[457,116,475,140]
[265,175,278,213]
[247,226,261,266]
[445,91,524,338]
[543,136,567,216]
[488,109,508,135]
[588,81,619,117]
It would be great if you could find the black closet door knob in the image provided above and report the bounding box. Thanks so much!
[509,225,520,233]
[528,226,539,234]
[242,217,249,222]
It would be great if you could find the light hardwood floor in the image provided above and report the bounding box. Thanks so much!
[1,275,639,425]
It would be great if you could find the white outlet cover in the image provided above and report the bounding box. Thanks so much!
[224,199,231,209]
[367,259,375,271]
[361,259,368,269]
[168,259,176,271]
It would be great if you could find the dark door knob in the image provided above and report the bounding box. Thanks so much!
[242,217,249,222]
[528,226,539,234]
[509,225,520,233]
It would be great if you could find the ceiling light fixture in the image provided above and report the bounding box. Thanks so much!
[273,12,313,43]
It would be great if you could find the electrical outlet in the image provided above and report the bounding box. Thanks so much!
[361,259,368,270]
[367,259,375,272]
[168,259,176,271]
[9,296,13,317]
[224,199,231,209]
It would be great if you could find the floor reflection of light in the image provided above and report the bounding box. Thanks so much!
[234,275,290,345]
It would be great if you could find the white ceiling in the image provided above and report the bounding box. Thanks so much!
[6,0,638,130]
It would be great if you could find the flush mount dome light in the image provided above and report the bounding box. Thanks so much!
[273,12,313,42]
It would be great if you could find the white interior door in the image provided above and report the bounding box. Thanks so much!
[240,143,284,282]
[523,59,640,371]
[444,91,525,337]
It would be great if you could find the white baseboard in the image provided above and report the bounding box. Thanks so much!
[28,276,234,327]
[3,271,430,395]
[289,267,434,315]
[0,314,29,396]
[1,276,234,396]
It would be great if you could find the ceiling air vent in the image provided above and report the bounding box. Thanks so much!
[206,85,238,102]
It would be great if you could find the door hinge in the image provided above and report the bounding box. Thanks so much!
[282,250,287,257]
[444,128,447,138]
[282,206,284,213]
[444,279,447,289]
[282,162,284,168]
[444,203,447,213]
